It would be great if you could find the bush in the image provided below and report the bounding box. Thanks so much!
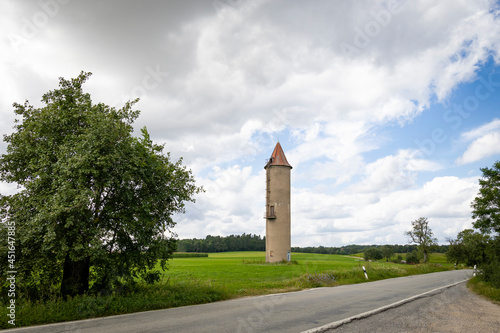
[479,259,500,288]
[364,247,383,261]
[301,271,337,287]
[406,251,419,264]
[390,254,404,263]
[468,276,500,304]
[142,270,162,285]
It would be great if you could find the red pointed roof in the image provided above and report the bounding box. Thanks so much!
[265,142,292,169]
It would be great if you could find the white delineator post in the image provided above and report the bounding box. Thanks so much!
[362,266,368,279]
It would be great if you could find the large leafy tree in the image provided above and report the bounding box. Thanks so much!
[404,217,437,263]
[471,161,500,234]
[380,245,395,262]
[363,247,383,261]
[0,72,201,299]
[445,229,490,266]
[471,161,500,287]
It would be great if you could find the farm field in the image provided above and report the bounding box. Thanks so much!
[162,251,453,297]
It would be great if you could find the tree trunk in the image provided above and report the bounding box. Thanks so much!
[61,253,90,298]
[423,250,428,263]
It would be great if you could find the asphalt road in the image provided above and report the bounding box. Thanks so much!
[6,270,472,333]
[326,282,500,333]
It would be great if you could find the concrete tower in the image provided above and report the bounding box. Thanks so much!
[264,142,292,263]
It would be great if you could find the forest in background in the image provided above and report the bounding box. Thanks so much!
[175,234,449,254]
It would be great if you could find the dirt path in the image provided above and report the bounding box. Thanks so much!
[326,282,500,333]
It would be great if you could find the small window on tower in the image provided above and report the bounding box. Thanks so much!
[270,251,274,257]
[270,205,275,216]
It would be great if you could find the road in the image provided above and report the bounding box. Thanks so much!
[326,282,500,333]
[6,270,472,333]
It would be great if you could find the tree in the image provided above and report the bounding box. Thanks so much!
[470,161,500,287]
[471,161,500,234]
[445,237,465,266]
[0,72,201,299]
[404,217,437,263]
[446,229,490,267]
[380,245,394,262]
[405,250,419,264]
[364,247,383,261]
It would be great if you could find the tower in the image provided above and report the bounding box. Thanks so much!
[264,142,292,263]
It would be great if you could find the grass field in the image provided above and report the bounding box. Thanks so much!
[1,252,454,329]
[162,251,452,296]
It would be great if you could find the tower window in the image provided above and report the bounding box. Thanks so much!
[270,205,275,216]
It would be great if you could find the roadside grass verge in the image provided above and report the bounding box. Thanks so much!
[296,262,450,288]
[0,280,230,329]
[0,252,454,329]
[467,276,500,305]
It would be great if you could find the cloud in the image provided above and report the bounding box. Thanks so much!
[456,118,500,164]
[1,0,499,246]
[349,149,442,193]
[151,0,499,172]
[174,165,266,238]
[292,175,478,247]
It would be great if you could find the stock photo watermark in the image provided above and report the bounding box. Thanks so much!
[203,110,291,199]
[213,0,247,15]
[204,167,242,199]
[415,73,500,158]
[6,219,17,326]
[236,294,286,333]
[112,64,169,107]
[338,0,407,57]
[8,0,71,51]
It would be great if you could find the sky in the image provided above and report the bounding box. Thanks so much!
[1,0,500,247]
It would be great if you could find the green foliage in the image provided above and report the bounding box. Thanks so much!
[142,270,162,285]
[468,276,500,304]
[479,259,500,288]
[380,245,395,261]
[0,72,201,300]
[177,233,265,252]
[404,217,438,263]
[363,247,383,261]
[301,271,337,287]
[446,229,490,266]
[406,250,420,264]
[468,161,500,289]
[291,244,449,255]
[471,160,500,234]
[0,280,229,329]
[0,252,453,328]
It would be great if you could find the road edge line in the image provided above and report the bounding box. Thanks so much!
[301,278,469,333]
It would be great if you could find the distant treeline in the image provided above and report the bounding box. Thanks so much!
[175,234,449,254]
[176,234,266,253]
[291,244,449,255]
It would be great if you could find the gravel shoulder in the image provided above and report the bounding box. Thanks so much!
[325,282,500,333]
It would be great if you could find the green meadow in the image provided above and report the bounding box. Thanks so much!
[1,252,454,329]
[163,252,452,296]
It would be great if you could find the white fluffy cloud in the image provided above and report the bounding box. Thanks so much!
[292,175,478,246]
[457,119,500,164]
[153,0,500,173]
[1,0,500,246]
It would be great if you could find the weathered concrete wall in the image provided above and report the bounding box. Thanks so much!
[265,165,291,263]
